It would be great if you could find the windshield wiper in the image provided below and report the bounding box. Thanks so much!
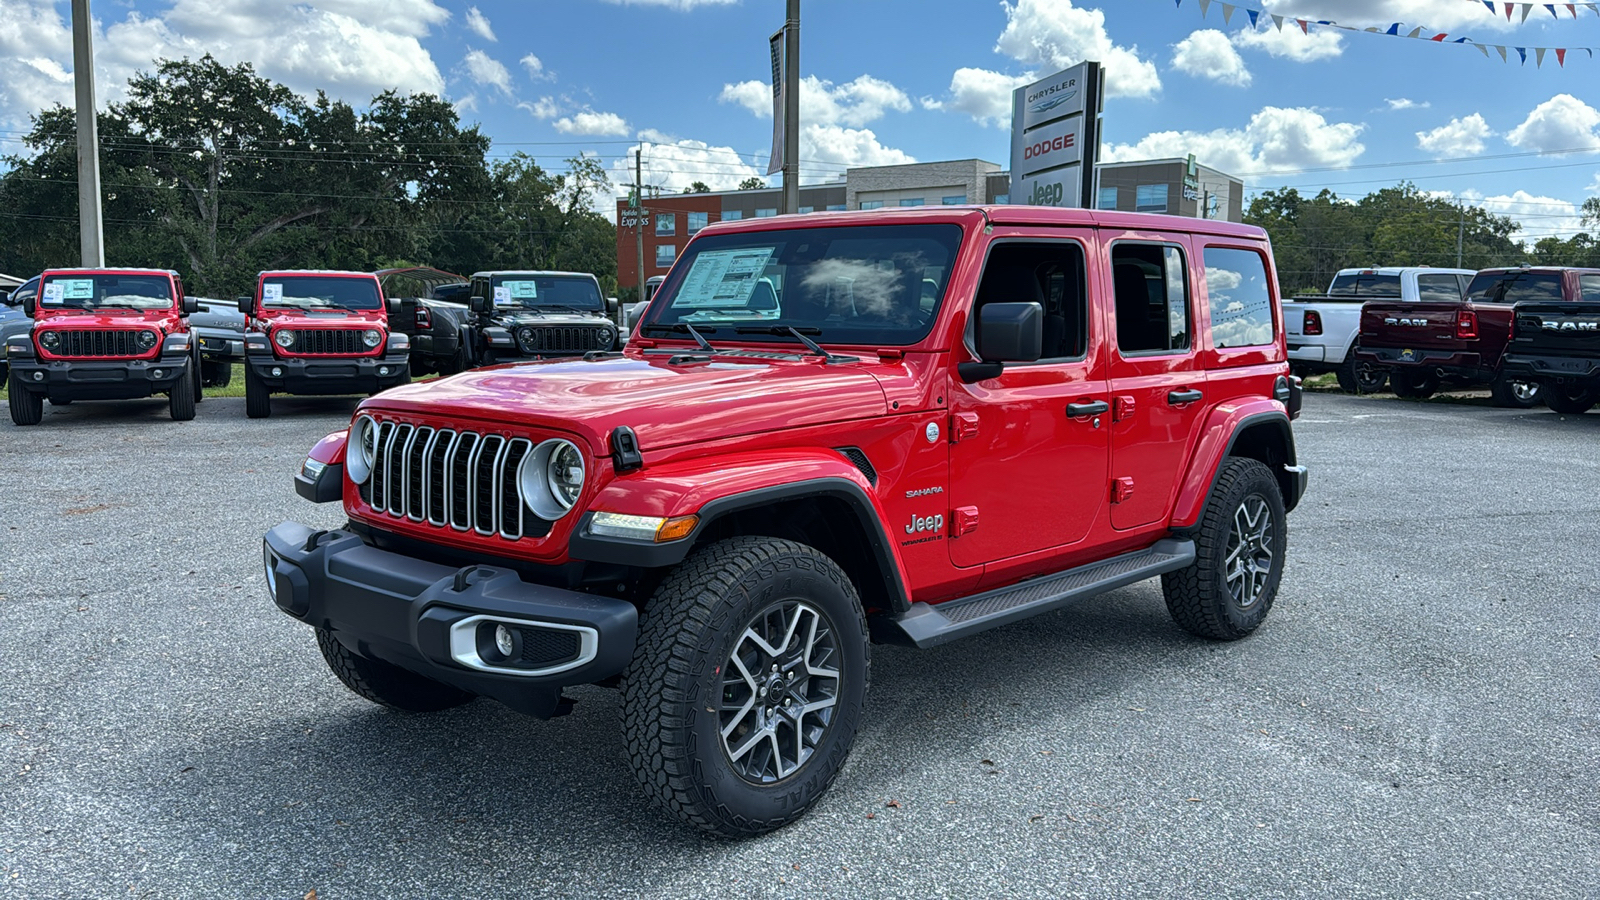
[734,325,856,363]
[536,304,594,315]
[640,322,717,352]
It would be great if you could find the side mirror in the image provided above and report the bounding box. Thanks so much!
[237,296,254,316]
[387,297,404,316]
[23,294,36,318]
[181,296,200,316]
[470,294,490,314]
[959,301,1042,383]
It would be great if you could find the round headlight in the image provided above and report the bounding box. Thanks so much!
[39,330,59,351]
[519,439,584,520]
[363,329,382,348]
[518,326,534,344]
[136,330,158,350]
[347,415,378,485]
[274,330,295,349]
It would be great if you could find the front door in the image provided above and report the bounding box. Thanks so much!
[947,232,1110,569]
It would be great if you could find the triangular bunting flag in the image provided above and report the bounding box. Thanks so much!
[1407,26,1424,37]
[1385,22,1401,35]
[1535,46,1546,66]
[1556,47,1567,65]
[1246,9,1259,27]
[1364,26,1380,33]
[1567,3,1578,16]
[1587,3,1598,17]
[1271,14,1284,30]
[1297,18,1309,33]
[1476,43,1491,57]
[1222,3,1235,25]
[1482,0,1495,10]
[1197,0,1211,17]
[1545,3,1558,17]
[1431,32,1449,41]
[1515,46,1528,63]
[1521,4,1533,22]
[1505,2,1515,20]
[1496,44,1509,61]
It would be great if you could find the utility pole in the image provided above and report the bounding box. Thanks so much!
[634,145,646,309]
[71,0,105,267]
[1456,206,1466,269]
[781,0,800,216]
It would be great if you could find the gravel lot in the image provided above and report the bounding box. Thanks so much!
[2,392,1597,899]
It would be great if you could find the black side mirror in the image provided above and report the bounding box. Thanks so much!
[23,294,36,318]
[237,296,254,316]
[470,294,490,314]
[387,297,404,316]
[960,301,1042,383]
[181,296,200,316]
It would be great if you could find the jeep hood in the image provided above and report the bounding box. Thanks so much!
[367,355,891,451]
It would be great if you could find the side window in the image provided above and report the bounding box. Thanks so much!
[1418,273,1463,302]
[1580,275,1600,300]
[1110,243,1190,355]
[972,242,1088,361]
[1203,247,1276,349]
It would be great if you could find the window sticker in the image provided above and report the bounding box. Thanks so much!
[671,248,777,308]
[41,282,65,305]
[505,280,538,300]
[493,286,512,304]
[61,279,94,301]
[262,283,283,304]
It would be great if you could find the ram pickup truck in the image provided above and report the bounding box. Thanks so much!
[1284,267,1473,393]
[0,276,36,383]
[1498,269,1600,414]
[1352,266,1557,406]
[264,206,1306,837]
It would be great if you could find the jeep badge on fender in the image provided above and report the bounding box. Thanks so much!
[263,204,1307,838]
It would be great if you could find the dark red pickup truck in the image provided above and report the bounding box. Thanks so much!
[1353,266,1591,406]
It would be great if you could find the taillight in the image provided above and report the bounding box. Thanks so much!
[1455,310,1478,340]
[1303,310,1323,335]
[415,306,432,329]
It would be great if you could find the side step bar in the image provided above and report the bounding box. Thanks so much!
[873,538,1196,649]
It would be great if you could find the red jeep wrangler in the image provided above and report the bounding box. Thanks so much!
[6,267,201,426]
[263,208,1307,836]
[238,270,410,418]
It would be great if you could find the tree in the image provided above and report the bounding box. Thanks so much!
[738,177,767,191]
[685,181,711,193]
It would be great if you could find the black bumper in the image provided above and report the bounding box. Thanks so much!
[246,350,410,395]
[5,351,190,400]
[1499,352,1600,388]
[1354,346,1489,383]
[263,521,638,717]
[194,331,246,363]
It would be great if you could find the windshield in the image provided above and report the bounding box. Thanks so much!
[489,274,603,310]
[1326,273,1401,299]
[39,274,173,310]
[262,276,382,310]
[1464,273,1563,304]
[645,223,963,346]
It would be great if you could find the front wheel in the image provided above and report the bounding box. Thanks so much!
[8,372,43,426]
[244,365,271,418]
[1336,354,1387,394]
[201,359,232,388]
[168,363,196,421]
[1162,457,1287,641]
[1390,370,1438,399]
[1543,384,1598,415]
[621,536,869,838]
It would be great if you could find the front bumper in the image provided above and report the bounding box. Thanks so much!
[5,346,191,401]
[246,348,410,395]
[264,521,638,717]
[1499,351,1600,389]
[1354,346,1488,382]
[195,331,245,363]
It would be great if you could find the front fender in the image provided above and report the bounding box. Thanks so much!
[1169,399,1298,529]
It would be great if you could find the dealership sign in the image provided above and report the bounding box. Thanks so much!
[1009,61,1102,209]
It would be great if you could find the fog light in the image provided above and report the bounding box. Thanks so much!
[271,367,283,377]
[33,371,44,381]
[378,366,389,376]
[495,624,515,659]
[152,369,163,379]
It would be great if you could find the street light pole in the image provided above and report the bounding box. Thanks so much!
[71,0,105,267]
[782,0,800,216]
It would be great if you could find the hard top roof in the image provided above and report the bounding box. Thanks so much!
[258,269,377,278]
[41,267,178,276]
[689,204,1268,242]
[469,270,598,278]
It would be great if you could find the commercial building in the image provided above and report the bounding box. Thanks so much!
[616,157,1242,292]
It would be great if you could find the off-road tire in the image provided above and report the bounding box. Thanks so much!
[315,627,473,712]
[440,339,473,376]
[8,372,43,426]
[244,365,271,418]
[201,358,232,388]
[1489,375,1541,408]
[1390,370,1438,399]
[168,363,196,421]
[1162,457,1287,641]
[620,536,870,838]
[1335,354,1386,394]
[1543,385,1598,415]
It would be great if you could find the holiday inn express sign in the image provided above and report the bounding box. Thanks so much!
[1009,61,1102,209]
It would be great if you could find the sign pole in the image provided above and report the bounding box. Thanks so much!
[782,0,800,215]
[71,0,105,267]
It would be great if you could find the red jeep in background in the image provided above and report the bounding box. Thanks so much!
[6,267,201,426]
[263,207,1307,837]
[238,270,410,418]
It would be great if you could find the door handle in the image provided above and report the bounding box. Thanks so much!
[1067,400,1110,417]
[1167,389,1203,405]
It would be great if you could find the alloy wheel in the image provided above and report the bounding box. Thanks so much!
[1225,495,1274,610]
[719,600,841,784]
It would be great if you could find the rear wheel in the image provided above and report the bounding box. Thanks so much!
[1489,375,1541,409]
[8,372,43,426]
[244,365,271,418]
[168,363,196,421]
[191,348,204,403]
[621,536,869,838]
[315,628,473,711]
[1390,370,1438,399]
[1162,458,1287,641]
[1543,384,1598,415]
[201,359,232,388]
[1335,354,1386,394]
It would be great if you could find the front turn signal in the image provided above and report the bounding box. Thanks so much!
[656,515,699,542]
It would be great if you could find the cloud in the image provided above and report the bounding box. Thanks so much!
[1103,106,1365,176]
[621,129,766,198]
[595,0,738,8]
[1505,94,1600,153]
[1232,24,1343,61]
[942,67,1032,127]
[1172,29,1251,86]
[1588,172,1600,194]
[464,7,495,41]
[802,123,915,172]
[1456,189,1589,244]
[461,49,511,95]
[518,96,559,119]
[520,53,551,81]
[1416,113,1492,157]
[554,110,629,136]
[994,0,1161,99]
[720,74,912,128]
[1385,98,1430,111]
[0,0,73,129]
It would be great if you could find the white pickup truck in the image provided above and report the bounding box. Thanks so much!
[1283,267,1475,392]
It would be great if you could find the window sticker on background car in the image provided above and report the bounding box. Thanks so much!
[493,286,511,304]
[262,283,283,304]
[60,279,94,301]
[41,282,66,304]
[672,248,777,308]
[505,280,538,300]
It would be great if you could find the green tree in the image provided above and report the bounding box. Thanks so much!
[738,177,767,191]
[682,181,711,193]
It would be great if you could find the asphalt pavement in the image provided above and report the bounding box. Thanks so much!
[1,392,1597,899]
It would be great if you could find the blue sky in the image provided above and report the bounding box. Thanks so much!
[2,0,1598,243]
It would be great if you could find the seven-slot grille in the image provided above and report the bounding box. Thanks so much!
[50,329,151,357]
[516,326,611,355]
[280,328,367,355]
[358,422,549,540]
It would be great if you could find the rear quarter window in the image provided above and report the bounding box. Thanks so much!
[1581,275,1600,300]
[1203,247,1275,349]
[1417,274,1464,302]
